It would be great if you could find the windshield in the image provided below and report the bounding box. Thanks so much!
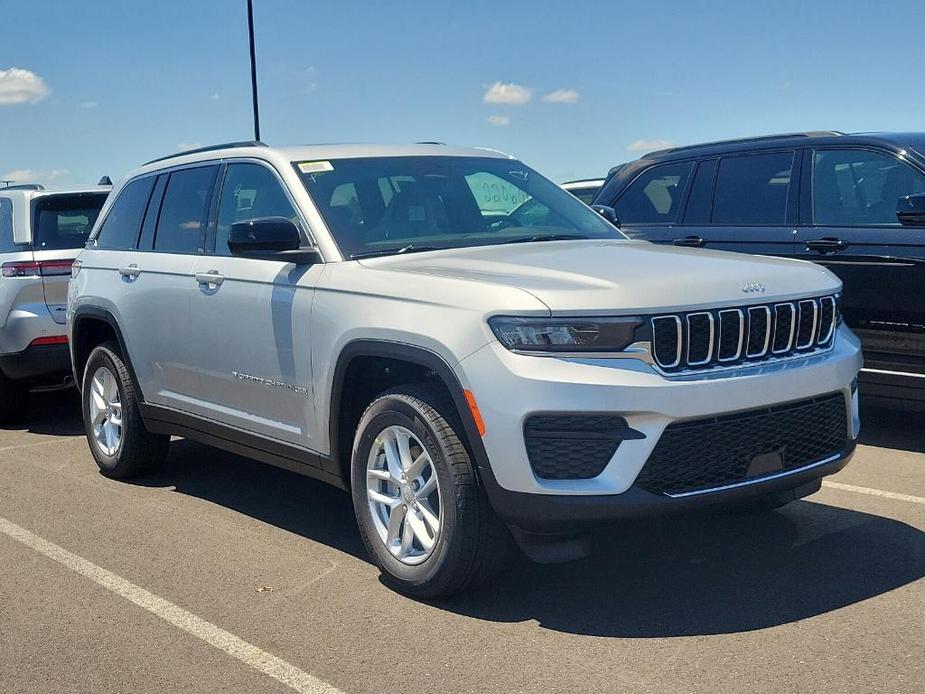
[33,193,108,250]
[296,156,622,258]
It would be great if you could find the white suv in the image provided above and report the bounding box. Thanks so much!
[68,142,861,596]
[0,183,109,420]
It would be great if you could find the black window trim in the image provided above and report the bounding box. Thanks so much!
[803,144,925,229]
[610,158,697,226]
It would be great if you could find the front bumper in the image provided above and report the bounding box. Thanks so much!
[454,326,861,528]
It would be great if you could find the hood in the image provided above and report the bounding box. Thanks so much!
[357,240,841,315]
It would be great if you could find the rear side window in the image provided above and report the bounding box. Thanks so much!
[812,149,925,226]
[154,166,218,253]
[682,159,717,224]
[95,178,154,250]
[0,198,18,252]
[712,152,793,225]
[613,162,693,224]
[33,193,108,250]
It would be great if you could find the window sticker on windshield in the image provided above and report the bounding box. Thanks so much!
[508,170,529,181]
[298,161,334,174]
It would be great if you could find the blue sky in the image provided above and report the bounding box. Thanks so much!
[2,0,924,186]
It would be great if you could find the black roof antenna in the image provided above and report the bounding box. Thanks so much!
[98,176,112,186]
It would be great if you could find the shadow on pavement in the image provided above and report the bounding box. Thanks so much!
[18,391,924,637]
[6,389,84,437]
[858,402,925,453]
[442,500,925,637]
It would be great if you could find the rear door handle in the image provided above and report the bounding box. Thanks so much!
[118,264,141,279]
[805,238,850,253]
[195,271,225,287]
[673,235,705,248]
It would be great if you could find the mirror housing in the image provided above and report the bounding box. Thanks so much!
[590,204,620,227]
[228,217,321,264]
[897,193,925,227]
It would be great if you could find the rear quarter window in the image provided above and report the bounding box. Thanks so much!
[33,193,109,250]
[95,177,155,250]
[0,198,19,252]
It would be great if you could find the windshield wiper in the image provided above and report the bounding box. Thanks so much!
[499,233,587,245]
[349,244,442,260]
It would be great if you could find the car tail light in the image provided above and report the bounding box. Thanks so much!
[1,259,75,278]
[30,335,69,346]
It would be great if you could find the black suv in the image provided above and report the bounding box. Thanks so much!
[594,131,925,407]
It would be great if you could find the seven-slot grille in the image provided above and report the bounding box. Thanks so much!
[651,295,838,373]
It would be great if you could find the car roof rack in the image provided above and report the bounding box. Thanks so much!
[144,141,267,166]
[643,131,845,158]
[0,183,45,191]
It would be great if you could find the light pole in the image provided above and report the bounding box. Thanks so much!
[247,0,261,141]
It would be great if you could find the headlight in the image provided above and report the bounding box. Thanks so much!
[488,316,642,353]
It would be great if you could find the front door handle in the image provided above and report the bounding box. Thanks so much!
[195,271,225,287]
[118,264,141,279]
[673,235,705,248]
[805,237,850,253]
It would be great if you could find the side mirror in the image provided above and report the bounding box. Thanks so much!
[897,193,925,227]
[590,204,620,227]
[228,217,321,264]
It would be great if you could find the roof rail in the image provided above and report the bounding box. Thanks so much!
[0,183,45,191]
[144,141,267,166]
[643,131,845,158]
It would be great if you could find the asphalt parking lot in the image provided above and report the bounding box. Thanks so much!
[0,392,922,694]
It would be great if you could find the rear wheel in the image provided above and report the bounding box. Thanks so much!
[351,384,510,598]
[0,371,27,424]
[81,342,169,479]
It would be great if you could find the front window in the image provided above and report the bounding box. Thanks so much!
[296,156,620,258]
[33,193,108,250]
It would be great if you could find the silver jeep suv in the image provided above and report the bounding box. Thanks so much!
[68,142,861,596]
[0,183,109,420]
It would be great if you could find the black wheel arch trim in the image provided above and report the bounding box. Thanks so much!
[70,306,143,398]
[329,339,499,491]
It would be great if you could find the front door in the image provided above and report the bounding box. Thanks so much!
[795,147,925,373]
[189,161,322,449]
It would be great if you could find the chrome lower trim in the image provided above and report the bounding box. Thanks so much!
[664,453,842,498]
[860,367,925,379]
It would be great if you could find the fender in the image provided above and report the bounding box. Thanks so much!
[328,339,495,485]
[69,305,141,397]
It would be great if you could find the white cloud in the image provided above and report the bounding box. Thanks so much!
[483,81,533,105]
[626,138,675,153]
[2,168,70,184]
[79,100,98,109]
[0,67,51,105]
[487,115,510,126]
[777,80,793,92]
[542,88,580,104]
[176,142,203,151]
[210,92,220,101]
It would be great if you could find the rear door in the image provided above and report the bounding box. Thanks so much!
[795,146,925,371]
[31,192,107,324]
[608,161,694,241]
[669,150,798,257]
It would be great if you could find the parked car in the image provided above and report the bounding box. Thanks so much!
[594,131,925,408]
[69,142,860,597]
[561,178,606,204]
[0,183,110,420]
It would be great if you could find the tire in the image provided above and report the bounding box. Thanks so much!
[81,342,169,479]
[351,383,510,598]
[0,371,27,424]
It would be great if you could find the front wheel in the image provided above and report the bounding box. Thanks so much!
[351,384,509,598]
[81,342,170,479]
